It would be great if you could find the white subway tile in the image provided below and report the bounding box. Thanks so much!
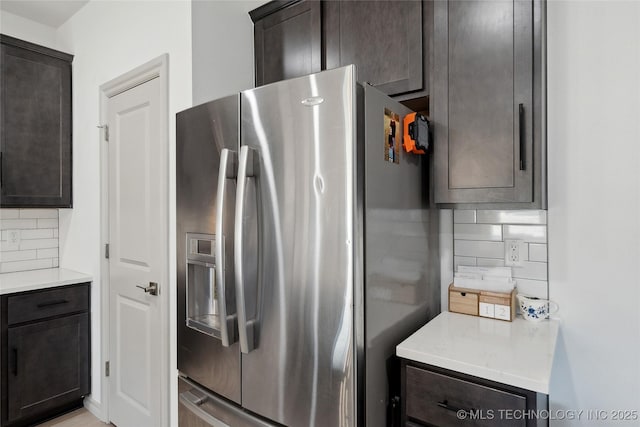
[453,210,476,224]
[20,229,55,240]
[515,279,548,299]
[0,219,37,230]
[0,258,53,273]
[477,258,506,267]
[0,209,20,219]
[529,244,547,262]
[454,256,476,270]
[512,261,547,281]
[37,218,58,229]
[455,240,504,258]
[53,229,59,238]
[0,250,37,262]
[477,210,547,225]
[454,224,502,241]
[1,241,20,251]
[37,248,59,259]
[19,238,58,250]
[503,225,547,243]
[53,258,59,267]
[20,209,58,219]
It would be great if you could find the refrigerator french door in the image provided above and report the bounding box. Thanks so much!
[236,65,357,426]
[176,95,241,403]
[177,65,439,427]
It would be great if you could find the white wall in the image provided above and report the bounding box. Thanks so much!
[547,1,640,423]
[191,0,265,103]
[54,1,192,423]
[0,10,57,48]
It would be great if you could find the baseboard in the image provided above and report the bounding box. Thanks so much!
[84,395,107,423]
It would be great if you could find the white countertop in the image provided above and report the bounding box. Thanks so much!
[396,311,559,394]
[0,268,92,295]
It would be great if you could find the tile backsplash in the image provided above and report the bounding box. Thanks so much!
[0,209,59,274]
[453,209,548,299]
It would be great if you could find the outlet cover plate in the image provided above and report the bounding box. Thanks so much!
[505,239,524,267]
[6,229,21,251]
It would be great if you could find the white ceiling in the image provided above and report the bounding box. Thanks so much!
[1,0,89,28]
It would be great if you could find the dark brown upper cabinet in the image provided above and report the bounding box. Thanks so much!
[324,0,430,100]
[431,0,546,208]
[251,1,322,87]
[0,35,73,208]
[250,0,431,101]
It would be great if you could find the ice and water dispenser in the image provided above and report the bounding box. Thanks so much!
[185,233,221,338]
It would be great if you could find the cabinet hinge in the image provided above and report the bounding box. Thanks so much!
[105,361,110,377]
[97,124,109,141]
[105,243,110,259]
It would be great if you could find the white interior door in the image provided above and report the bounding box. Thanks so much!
[107,76,166,427]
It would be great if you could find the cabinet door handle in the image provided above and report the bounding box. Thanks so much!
[11,348,18,376]
[437,400,474,416]
[37,299,69,308]
[519,103,526,171]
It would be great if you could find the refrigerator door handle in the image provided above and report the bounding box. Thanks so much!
[234,145,256,354]
[179,390,231,427]
[215,148,237,347]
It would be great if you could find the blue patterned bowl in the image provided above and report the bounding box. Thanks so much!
[517,294,559,322]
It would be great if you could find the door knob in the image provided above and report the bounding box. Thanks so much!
[136,282,159,296]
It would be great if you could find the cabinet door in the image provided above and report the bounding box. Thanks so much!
[6,313,89,422]
[324,0,428,98]
[253,0,321,86]
[0,39,72,207]
[433,0,535,204]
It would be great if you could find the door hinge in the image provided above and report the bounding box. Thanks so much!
[97,124,109,141]
[105,243,110,259]
[105,361,110,377]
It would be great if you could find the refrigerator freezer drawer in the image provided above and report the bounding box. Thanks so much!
[179,392,228,427]
[178,377,277,427]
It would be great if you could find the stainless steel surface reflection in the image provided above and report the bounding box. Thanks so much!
[238,67,356,427]
[176,66,440,427]
[177,95,241,404]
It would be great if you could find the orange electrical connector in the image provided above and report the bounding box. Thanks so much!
[403,112,429,155]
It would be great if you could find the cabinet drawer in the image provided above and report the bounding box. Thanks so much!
[7,284,89,325]
[406,366,526,427]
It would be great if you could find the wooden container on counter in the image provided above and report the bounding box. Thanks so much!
[448,284,517,321]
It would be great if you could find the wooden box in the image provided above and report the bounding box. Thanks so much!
[448,284,516,321]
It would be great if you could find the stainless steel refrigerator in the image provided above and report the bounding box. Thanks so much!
[176,65,439,427]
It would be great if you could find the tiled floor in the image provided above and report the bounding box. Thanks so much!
[35,408,112,427]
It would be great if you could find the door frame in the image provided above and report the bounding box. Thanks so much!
[98,54,169,426]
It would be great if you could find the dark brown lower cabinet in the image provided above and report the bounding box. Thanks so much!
[1,283,90,427]
[402,360,548,427]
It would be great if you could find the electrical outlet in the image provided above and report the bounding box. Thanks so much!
[6,229,21,251]
[504,239,524,266]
